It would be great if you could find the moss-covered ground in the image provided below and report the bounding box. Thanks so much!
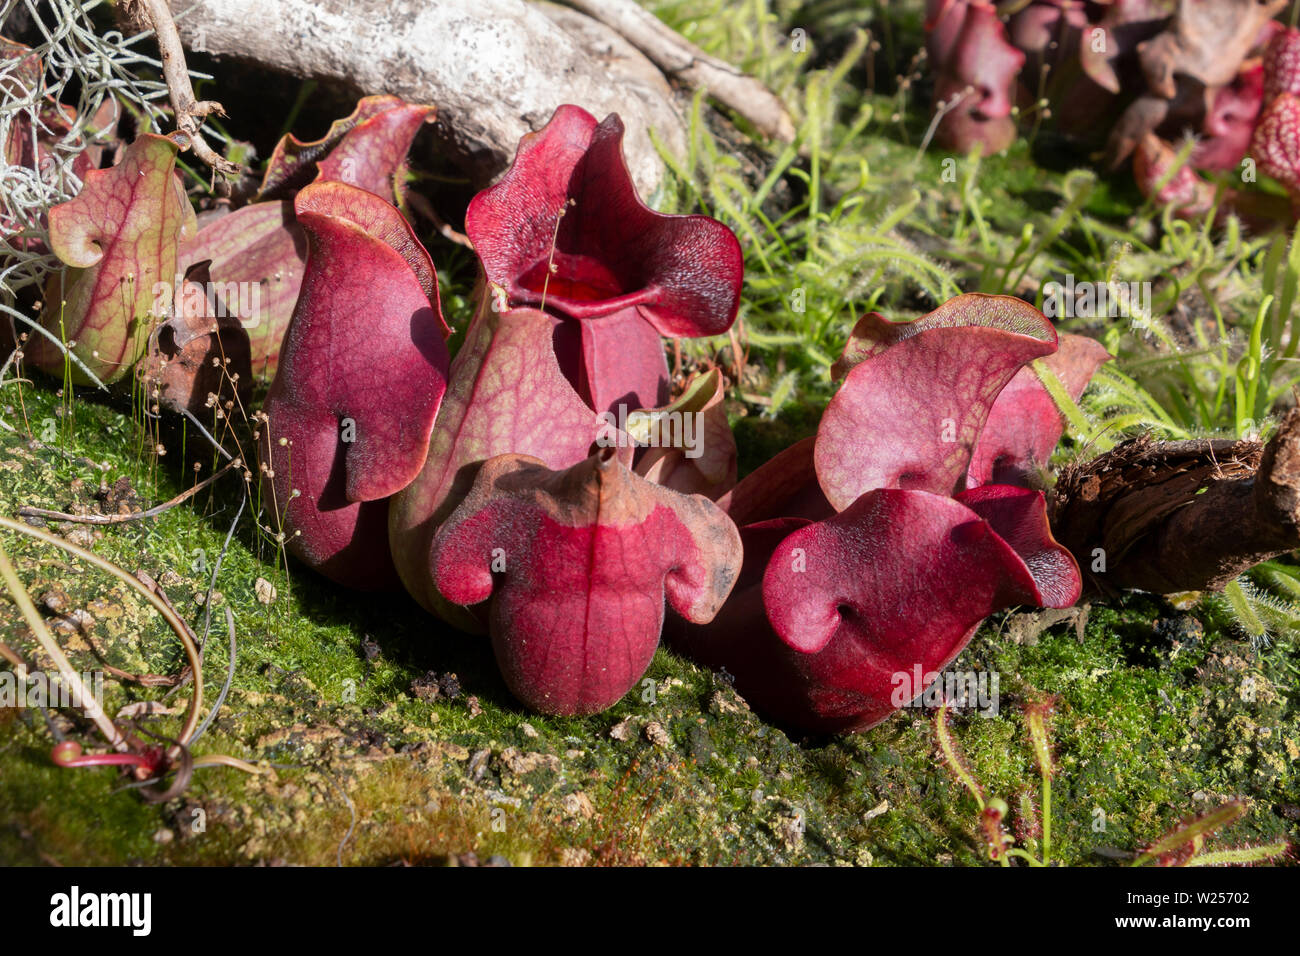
[0,385,1295,866]
[1,0,1297,866]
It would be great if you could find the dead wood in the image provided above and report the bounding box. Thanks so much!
[127,0,241,181]
[559,0,795,142]
[162,0,693,197]
[1048,408,1300,594]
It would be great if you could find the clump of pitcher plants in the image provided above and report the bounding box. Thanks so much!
[23,94,1116,730]
[924,1,1300,223]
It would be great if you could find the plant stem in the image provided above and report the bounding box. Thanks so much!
[0,516,203,744]
[0,540,127,750]
[1041,763,1052,866]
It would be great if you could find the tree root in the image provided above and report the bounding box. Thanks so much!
[163,0,689,197]
[1048,408,1300,595]
[160,0,793,197]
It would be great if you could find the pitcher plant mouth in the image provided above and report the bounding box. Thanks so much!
[513,251,657,319]
[669,293,1098,734]
[466,104,742,339]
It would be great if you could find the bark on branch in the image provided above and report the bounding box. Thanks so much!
[129,0,240,180]
[560,0,795,142]
[163,0,693,197]
[1048,408,1300,594]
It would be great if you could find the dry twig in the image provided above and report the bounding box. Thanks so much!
[18,458,237,525]
[126,0,240,182]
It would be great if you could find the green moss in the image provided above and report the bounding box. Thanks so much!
[2,0,1298,868]
[4,400,1292,866]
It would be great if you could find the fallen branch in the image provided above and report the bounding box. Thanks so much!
[406,190,471,249]
[18,458,237,525]
[559,0,795,143]
[0,639,27,672]
[0,515,266,791]
[1048,408,1300,594]
[128,0,241,181]
[0,539,127,750]
[162,0,692,197]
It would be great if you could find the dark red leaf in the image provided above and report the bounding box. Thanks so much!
[256,95,433,202]
[716,436,832,527]
[1133,133,1218,216]
[675,487,1079,733]
[968,331,1111,488]
[927,1,1026,154]
[388,305,599,621]
[464,104,742,411]
[433,451,741,715]
[576,305,670,413]
[815,293,1057,509]
[1008,1,1088,76]
[673,293,1096,733]
[185,95,433,377]
[954,484,1083,607]
[261,182,449,589]
[1193,61,1265,172]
